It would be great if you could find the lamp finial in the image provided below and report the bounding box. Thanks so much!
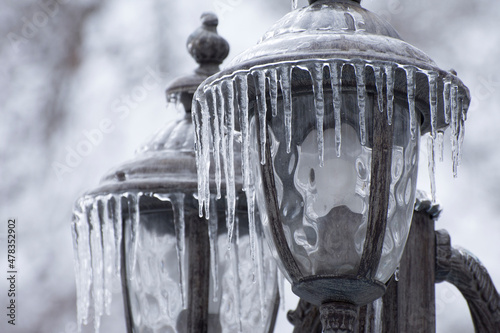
[187,12,229,74]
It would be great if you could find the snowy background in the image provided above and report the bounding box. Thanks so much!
[1,0,499,332]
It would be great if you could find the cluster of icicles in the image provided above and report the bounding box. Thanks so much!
[72,192,163,332]
[193,59,468,242]
[72,190,283,332]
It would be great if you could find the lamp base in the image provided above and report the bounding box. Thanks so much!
[292,275,386,306]
[320,301,358,333]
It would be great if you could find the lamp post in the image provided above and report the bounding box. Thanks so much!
[71,13,279,333]
[192,0,499,332]
[70,2,500,333]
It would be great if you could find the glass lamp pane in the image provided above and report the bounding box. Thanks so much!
[251,88,419,284]
[125,194,278,333]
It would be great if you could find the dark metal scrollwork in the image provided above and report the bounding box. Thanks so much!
[436,229,500,332]
[287,299,322,333]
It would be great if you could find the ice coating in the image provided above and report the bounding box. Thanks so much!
[449,82,464,178]
[246,184,258,281]
[373,65,384,115]
[193,58,468,284]
[72,193,164,331]
[72,200,92,330]
[268,68,279,117]
[254,70,268,166]
[278,65,293,154]
[127,193,141,277]
[218,220,278,332]
[329,62,343,157]
[404,66,417,141]
[229,217,243,332]
[72,190,278,332]
[73,88,279,333]
[385,65,395,125]
[277,270,286,311]
[235,74,259,278]
[154,193,187,308]
[355,63,367,146]
[428,71,439,139]
[208,197,220,302]
[111,195,122,289]
[443,77,452,125]
[308,62,326,165]
[73,194,132,332]
[255,223,269,325]
[102,195,115,316]
[193,59,468,219]
[221,80,237,246]
[90,200,104,332]
[210,86,223,199]
[427,135,437,203]
[437,131,444,162]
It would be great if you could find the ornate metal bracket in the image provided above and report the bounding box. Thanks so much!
[287,299,322,333]
[435,229,500,332]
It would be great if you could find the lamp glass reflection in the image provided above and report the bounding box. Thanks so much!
[252,87,420,284]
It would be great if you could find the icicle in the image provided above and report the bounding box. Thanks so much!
[229,217,243,332]
[210,86,222,199]
[443,77,452,125]
[254,70,268,165]
[221,80,237,246]
[405,66,417,140]
[192,98,206,217]
[236,73,258,281]
[101,195,115,316]
[450,84,459,177]
[215,84,226,200]
[173,193,187,309]
[208,196,220,302]
[385,65,395,125]
[355,63,367,145]
[329,61,342,157]
[247,184,257,282]
[255,223,268,326]
[154,193,186,308]
[200,94,212,218]
[127,194,141,276]
[436,131,444,162]
[427,136,436,202]
[90,199,104,333]
[192,99,201,187]
[237,75,250,193]
[428,71,438,139]
[277,270,286,311]
[374,65,384,114]
[457,98,466,169]
[278,65,293,154]
[73,199,92,330]
[309,62,325,166]
[292,0,298,10]
[268,68,279,117]
[111,195,123,284]
[71,215,82,330]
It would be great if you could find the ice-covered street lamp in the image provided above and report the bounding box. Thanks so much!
[192,0,470,331]
[70,2,500,332]
[71,13,279,333]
